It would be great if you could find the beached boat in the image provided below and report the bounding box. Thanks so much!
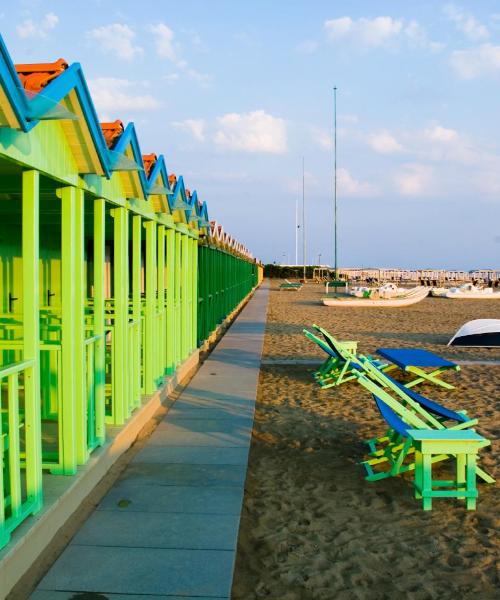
[448,319,500,347]
[430,287,448,297]
[322,286,429,307]
[350,282,409,299]
[440,283,500,299]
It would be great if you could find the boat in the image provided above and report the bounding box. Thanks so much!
[322,286,429,307]
[448,319,500,347]
[350,282,409,299]
[430,287,448,297]
[442,283,500,299]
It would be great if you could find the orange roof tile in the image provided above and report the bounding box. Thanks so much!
[185,188,191,199]
[15,58,68,93]
[100,120,124,149]
[168,173,177,188]
[142,153,157,177]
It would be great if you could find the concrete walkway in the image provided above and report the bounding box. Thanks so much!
[31,284,269,600]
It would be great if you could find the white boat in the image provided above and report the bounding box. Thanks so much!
[448,319,500,347]
[322,286,429,307]
[444,283,500,299]
[430,287,447,297]
[350,282,412,299]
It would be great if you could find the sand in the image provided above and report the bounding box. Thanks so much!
[232,281,500,600]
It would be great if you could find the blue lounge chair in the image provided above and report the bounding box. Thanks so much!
[377,347,460,389]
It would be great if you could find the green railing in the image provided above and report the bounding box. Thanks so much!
[197,246,258,345]
[0,316,104,474]
[0,358,41,548]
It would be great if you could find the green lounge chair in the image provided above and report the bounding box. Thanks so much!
[279,279,302,291]
[314,324,460,390]
[303,325,386,388]
[303,329,359,387]
[352,357,494,488]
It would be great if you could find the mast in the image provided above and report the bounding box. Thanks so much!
[333,86,338,282]
[302,157,306,281]
[295,195,299,265]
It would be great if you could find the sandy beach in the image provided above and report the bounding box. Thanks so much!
[232,281,500,600]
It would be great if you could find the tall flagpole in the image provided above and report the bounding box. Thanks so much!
[302,157,306,282]
[334,86,338,283]
[295,196,299,265]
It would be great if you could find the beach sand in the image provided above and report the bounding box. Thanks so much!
[232,281,500,600]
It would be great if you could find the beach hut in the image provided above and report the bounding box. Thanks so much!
[0,34,259,549]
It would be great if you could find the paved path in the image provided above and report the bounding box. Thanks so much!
[31,284,269,600]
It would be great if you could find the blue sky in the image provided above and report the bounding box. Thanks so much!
[2,1,500,269]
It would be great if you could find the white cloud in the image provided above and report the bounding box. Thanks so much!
[393,163,433,196]
[87,24,143,61]
[444,4,489,41]
[214,110,287,154]
[149,23,182,65]
[324,16,442,51]
[172,118,206,141]
[88,78,161,115]
[420,125,479,165]
[338,168,379,197]
[180,28,206,51]
[450,44,500,79]
[311,127,333,151]
[324,16,402,47]
[404,20,445,52]
[163,73,180,84]
[17,12,59,39]
[367,131,404,154]
[474,163,500,196]
[149,23,209,87]
[187,68,211,87]
[424,125,459,143]
[296,40,319,54]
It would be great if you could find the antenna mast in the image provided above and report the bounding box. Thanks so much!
[334,86,338,282]
[302,157,306,282]
[295,196,299,265]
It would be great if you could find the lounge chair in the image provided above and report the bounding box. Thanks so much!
[352,357,494,488]
[376,347,460,389]
[279,279,302,291]
[303,324,386,388]
[316,324,460,389]
[303,328,360,387]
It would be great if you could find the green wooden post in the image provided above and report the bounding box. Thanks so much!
[93,198,106,446]
[57,186,77,474]
[144,219,157,393]
[7,376,21,520]
[22,170,43,507]
[111,207,129,424]
[132,215,142,403]
[191,236,198,351]
[181,231,190,360]
[197,244,203,346]
[74,188,87,465]
[209,247,215,334]
[174,229,182,367]
[165,227,175,374]
[157,225,166,375]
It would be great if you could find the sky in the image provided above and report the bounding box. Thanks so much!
[2,1,500,269]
